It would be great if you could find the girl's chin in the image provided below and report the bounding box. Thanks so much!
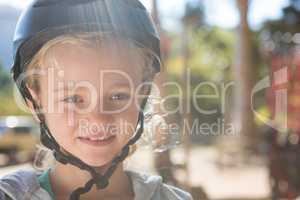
[79,155,115,167]
[82,160,111,168]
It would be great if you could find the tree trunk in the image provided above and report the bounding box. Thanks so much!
[234,0,257,152]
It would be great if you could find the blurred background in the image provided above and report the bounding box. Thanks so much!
[1,0,300,199]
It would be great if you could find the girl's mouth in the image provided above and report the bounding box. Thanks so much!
[77,135,116,146]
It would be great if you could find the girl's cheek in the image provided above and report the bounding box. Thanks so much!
[116,113,139,138]
[45,106,78,136]
[50,103,81,127]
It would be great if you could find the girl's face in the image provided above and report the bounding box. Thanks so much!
[34,40,146,167]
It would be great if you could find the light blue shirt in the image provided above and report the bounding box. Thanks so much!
[0,169,193,200]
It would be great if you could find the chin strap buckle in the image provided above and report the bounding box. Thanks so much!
[95,175,109,189]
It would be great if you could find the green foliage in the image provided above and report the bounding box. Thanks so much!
[166,26,235,83]
[0,94,28,116]
[0,63,12,95]
[188,27,235,81]
[163,26,236,141]
[0,62,27,116]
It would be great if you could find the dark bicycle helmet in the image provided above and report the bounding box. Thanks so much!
[10,0,161,199]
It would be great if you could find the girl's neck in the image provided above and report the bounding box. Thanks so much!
[49,162,134,199]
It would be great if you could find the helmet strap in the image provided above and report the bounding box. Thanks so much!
[20,84,150,200]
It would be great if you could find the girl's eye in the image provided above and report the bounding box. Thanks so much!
[62,95,83,104]
[110,93,130,101]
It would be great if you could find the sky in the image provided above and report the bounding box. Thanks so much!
[0,0,290,30]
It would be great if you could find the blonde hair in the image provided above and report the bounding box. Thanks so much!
[25,33,168,170]
[26,33,157,94]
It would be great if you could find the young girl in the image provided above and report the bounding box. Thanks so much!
[0,0,192,200]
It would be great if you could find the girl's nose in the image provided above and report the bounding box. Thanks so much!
[87,107,114,123]
[78,110,115,135]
